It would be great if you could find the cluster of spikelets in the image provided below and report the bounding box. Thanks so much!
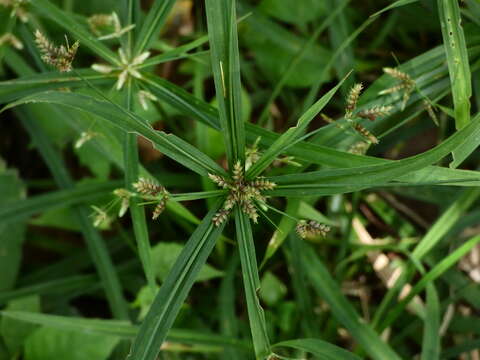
[209,161,276,226]
[379,67,415,110]
[34,30,79,72]
[342,83,393,144]
[296,220,330,239]
[132,178,170,220]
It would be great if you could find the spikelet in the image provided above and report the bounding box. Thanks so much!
[132,177,163,196]
[35,30,78,72]
[352,122,378,144]
[213,208,230,226]
[383,67,412,82]
[113,188,132,217]
[424,100,439,126]
[296,220,330,239]
[152,196,168,220]
[378,83,407,95]
[249,177,276,191]
[345,83,363,119]
[357,105,393,121]
[208,173,230,189]
[242,200,259,223]
[380,67,415,110]
[232,161,244,182]
[0,33,23,49]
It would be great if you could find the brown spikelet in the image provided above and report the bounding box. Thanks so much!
[345,83,363,119]
[213,208,230,227]
[133,177,163,196]
[249,177,276,191]
[424,100,439,126]
[378,83,407,95]
[383,67,412,82]
[208,173,230,189]
[357,105,393,121]
[152,196,168,220]
[242,200,259,223]
[352,122,378,144]
[296,220,330,239]
[35,30,78,72]
[232,161,244,182]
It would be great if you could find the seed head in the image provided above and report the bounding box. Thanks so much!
[242,200,259,223]
[152,195,168,220]
[345,83,363,119]
[296,220,330,239]
[213,208,230,227]
[383,67,412,82]
[133,177,163,196]
[352,122,378,144]
[232,161,244,182]
[35,30,78,72]
[208,173,230,189]
[357,105,393,121]
[249,177,276,191]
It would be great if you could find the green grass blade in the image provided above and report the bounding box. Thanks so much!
[438,0,471,129]
[142,73,220,130]
[273,338,362,360]
[2,91,227,177]
[451,112,480,168]
[0,70,114,104]
[126,201,226,360]
[234,208,271,359]
[19,108,129,319]
[219,254,243,360]
[122,82,156,291]
[0,181,119,226]
[257,0,350,126]
[421,284,440,360]
[412,188,480,261]
[205,0,245,167]
[133,0,176,55]
[0,275,97,305]
[0,311,248,349]
[370,0,418,17]
[30,0,120,65]
[302,241,402,360]
[247,74,350,179]
[379,235,480,331]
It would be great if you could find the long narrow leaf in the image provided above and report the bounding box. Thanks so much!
[0,311,248,349]
[234,208,271,359]
[274,339,362,360]
[302,241,402,360]
[127,201,226,360]
[2,92,227,177]
[133,0,176,55]
[438,0,471,129]
[205,0,245,167]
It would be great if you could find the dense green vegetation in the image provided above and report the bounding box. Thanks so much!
[1,0,480,359]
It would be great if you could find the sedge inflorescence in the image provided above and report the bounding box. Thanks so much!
[296,220,330,239]
[209,161,276,226]
[132,177,170,220]
[379,67,415,110]
[331,82,394,144]
[35,30,79,72]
